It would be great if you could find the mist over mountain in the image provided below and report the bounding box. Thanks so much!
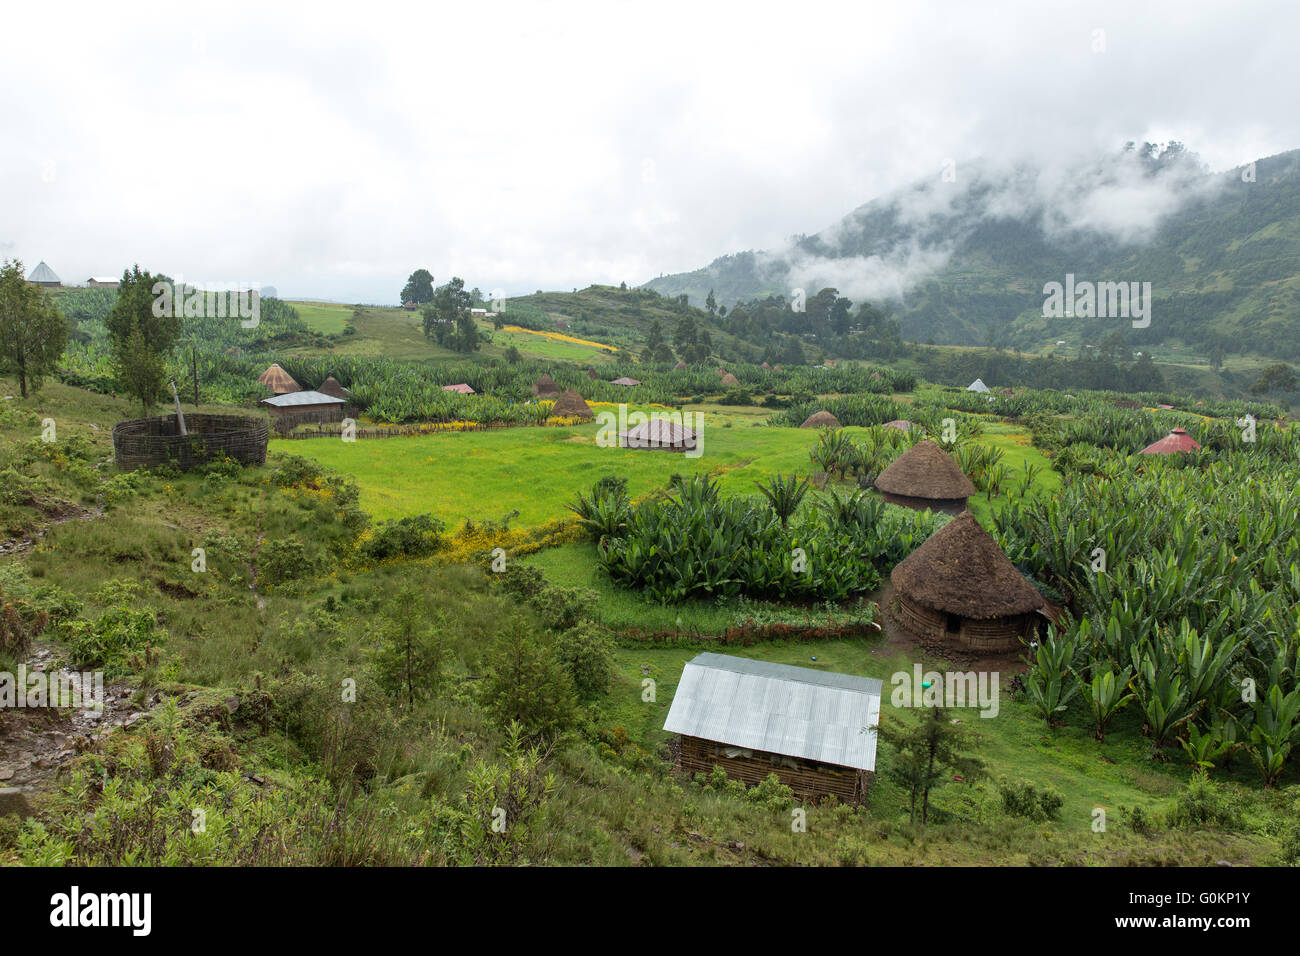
[644,144,1300,360]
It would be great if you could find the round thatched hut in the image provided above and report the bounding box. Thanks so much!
[550,388,594,420]
[317,376,350,400]
[113,414,268,472]
[257,363,300,395]
[720,372,739,386]
[873,440,975,515]
[532,374,561,399]
[674,360,687,370]
[800,410,841,429]
[891,512,1046,652]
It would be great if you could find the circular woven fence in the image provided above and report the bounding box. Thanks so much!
[112,413,268,472]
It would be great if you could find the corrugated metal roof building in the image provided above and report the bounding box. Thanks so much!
[663,653,881,802]
[260,389,349,430]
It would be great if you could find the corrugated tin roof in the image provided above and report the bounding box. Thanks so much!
[260,390,347,408]
[27,261,60,283]
[662,653,882,771]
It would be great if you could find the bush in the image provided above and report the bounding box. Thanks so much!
[998,779,1064,821]
[552,622,613,699]
[360,514,445,561]
[1166,771,1242,830]
[60,604,166,679]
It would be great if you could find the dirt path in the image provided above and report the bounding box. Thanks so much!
[0,640,154,800]
[0,502,104,557]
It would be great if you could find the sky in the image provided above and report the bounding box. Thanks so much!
[1,0,1296,304]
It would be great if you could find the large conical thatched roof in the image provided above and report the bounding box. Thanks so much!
[891,512,1045,619]
[720,372,739,386]
[317,376,349,400]
[550,388,594,419]
[874,440,975,499]
[533,374,561,398]
[800,410,841,429]
[258,363,300,395]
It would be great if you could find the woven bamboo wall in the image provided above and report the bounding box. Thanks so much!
[113,414,268,471]
[678,735,868,803]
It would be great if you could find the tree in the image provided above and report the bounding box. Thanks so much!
[373,591,447,708]
[880,706,985,824]
[104,265,181,415]
[482,616,576,740]
[0,259,68,398]
[504,345,523,364]
[705,289,717,316]
[1250,363,1298,395]
[401,269,435,305]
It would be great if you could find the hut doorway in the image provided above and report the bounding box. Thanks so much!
[945,613,961,635]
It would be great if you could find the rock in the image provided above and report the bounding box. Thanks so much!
[225,697,241,715]
[0,788,33,817]
[0,768,14,781]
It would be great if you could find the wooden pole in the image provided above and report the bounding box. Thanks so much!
[170,381,188,436]
[191,347,200,406]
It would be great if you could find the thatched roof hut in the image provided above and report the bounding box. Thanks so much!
[619,418,698,452]
[587,368,600,380]
[891,511,1046,652]
[442,383,475,395]
[550,388,594,419]
[800,410,842,429]
[873,440,975,514]
[1140,427,1200,455]
[532,374,561,398]
[760,361,772,370]
[318,376,350,400]
[715,368,728,378]
[720,372,739,386]
[258,363,300,395]
[674,360,687,370]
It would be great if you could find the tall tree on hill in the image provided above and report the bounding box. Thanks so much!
[105,265,181,415]
[705,289,717,316]
[424,277,478,353]
[401,268,435,305]
[1250,363,1298,395]
[0,259,69,399]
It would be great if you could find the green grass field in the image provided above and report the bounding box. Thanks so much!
[286,300,352,335]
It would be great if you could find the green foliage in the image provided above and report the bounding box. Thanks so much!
[360,514,446,561]
[481,616,576,740]
[60,603,166,679]
[552,621,614,699]
[0,259,69,398]
[104,265,182,414]
[881,706,986,825]
[1166,772,1243,830]
[997,779,1064,821]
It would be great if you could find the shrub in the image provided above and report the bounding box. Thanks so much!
[360,514,445,561]
[1166,771,1242,830]
[552,622,613,699]
[998,779,1064,821]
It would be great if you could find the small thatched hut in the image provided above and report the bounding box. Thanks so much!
[532,374,561,398]
[715,368,728,378]
[883,419,913,432]
[873,440,975,514]
[258,363,300,395]
[587,369,600,380]
[1140,427,1200,455]
[674,360,687,370]
[550,388,594,420]
[800,410,841,429]
[720,372,739,386]
[891,512,1047,652]
[620,419,697,452]
[317,376,350,400]
[760,361,772,370]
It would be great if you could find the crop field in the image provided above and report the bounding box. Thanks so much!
[285,300,352,335]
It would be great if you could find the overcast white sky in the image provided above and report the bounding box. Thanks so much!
[2,0,1296,303]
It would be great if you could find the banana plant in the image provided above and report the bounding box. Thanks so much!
[1084,665,1135,742]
